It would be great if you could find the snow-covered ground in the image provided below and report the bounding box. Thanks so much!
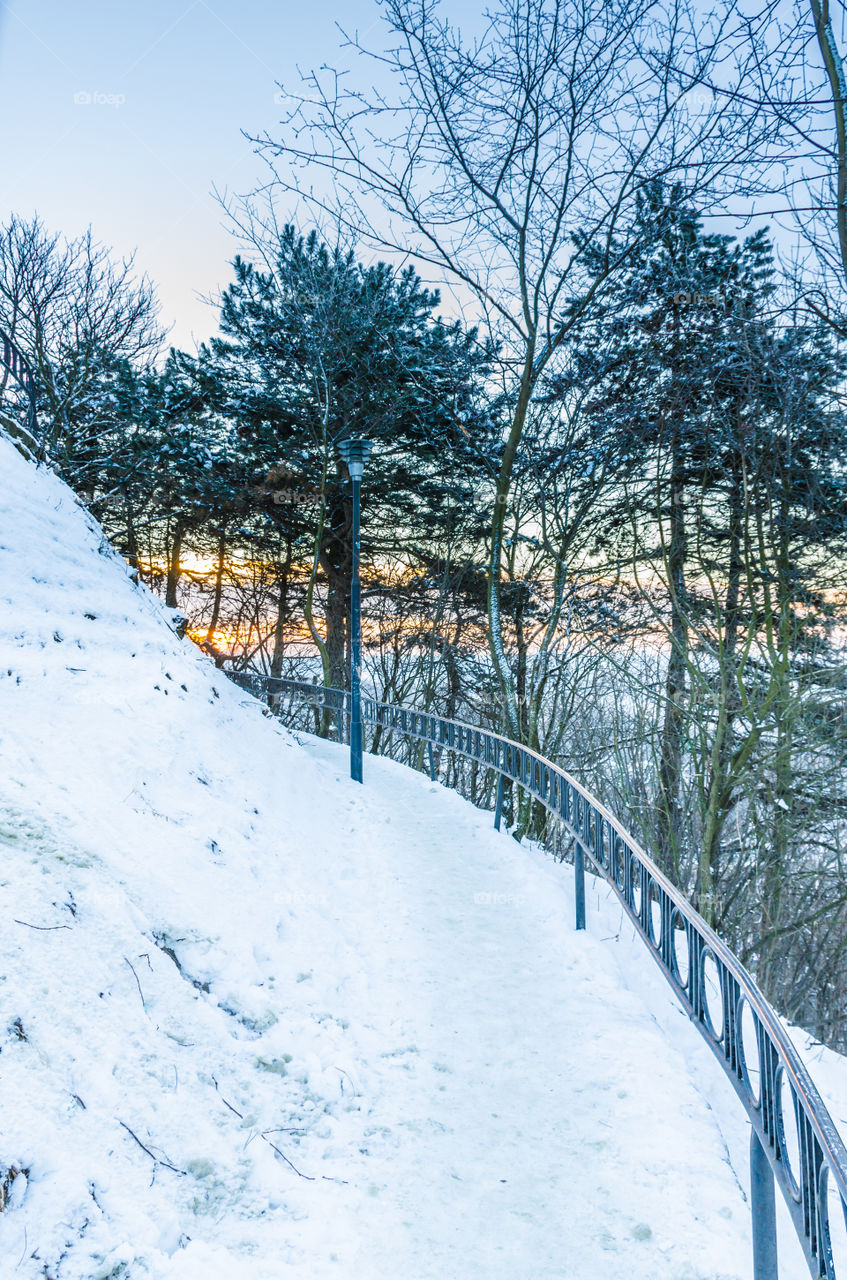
[0,433,838,1278]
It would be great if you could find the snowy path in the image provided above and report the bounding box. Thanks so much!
[273,737,756,1279]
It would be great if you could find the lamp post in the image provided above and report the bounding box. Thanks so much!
[337,437,373,783]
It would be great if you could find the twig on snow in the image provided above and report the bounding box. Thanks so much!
[210,1079,314,1180]
[332,1065,356,1095]
[15,1226,27,1271]
[123,956,146,1010]
[260,1133,315,1180]
[119,1121,186,1175]
[13,919,70,931]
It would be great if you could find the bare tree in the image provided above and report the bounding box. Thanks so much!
[721,0,847,323]
[0,214,162,461]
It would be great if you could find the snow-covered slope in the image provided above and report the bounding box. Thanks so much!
[0,435,832,1279]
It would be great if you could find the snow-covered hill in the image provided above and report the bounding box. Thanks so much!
[0,435,834,1279]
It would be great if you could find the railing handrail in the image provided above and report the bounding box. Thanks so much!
[363,697,847,1182]
[229,669,847,1278]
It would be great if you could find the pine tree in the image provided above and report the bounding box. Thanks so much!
[207,228,495,694]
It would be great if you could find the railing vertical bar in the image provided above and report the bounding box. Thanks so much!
[574,841,586,931]
[494,773,505,832]
[750,1128,779,1280]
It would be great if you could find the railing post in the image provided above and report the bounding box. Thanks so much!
[574,841,586,931]
[494,773,505,831]
[427,741,436,782]
[750,1129,778,1280]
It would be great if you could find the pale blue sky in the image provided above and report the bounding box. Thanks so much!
[0,1,815,355]
[0,0,397,349]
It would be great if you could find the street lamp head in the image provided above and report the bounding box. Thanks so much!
[337,436,374,481]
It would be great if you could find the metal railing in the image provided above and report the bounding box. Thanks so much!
[229,670,847,1279]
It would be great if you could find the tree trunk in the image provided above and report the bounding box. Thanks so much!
[443,641,461,721]
[697,462,744,924]
[268,540,293,714]
[319,490,352,691]
[514,586,535,839]
[487,341,537,742]
[123,495,140,570]
[304,466,334,714]
[270,569,291,681]
[205,527,227,644]
[759,502,795,997]
[166,518,188,609]
[811,0,847,285]
[655,435,688,879]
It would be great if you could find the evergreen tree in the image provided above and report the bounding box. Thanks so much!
[207,228,495,692]
[569,188,847,994]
